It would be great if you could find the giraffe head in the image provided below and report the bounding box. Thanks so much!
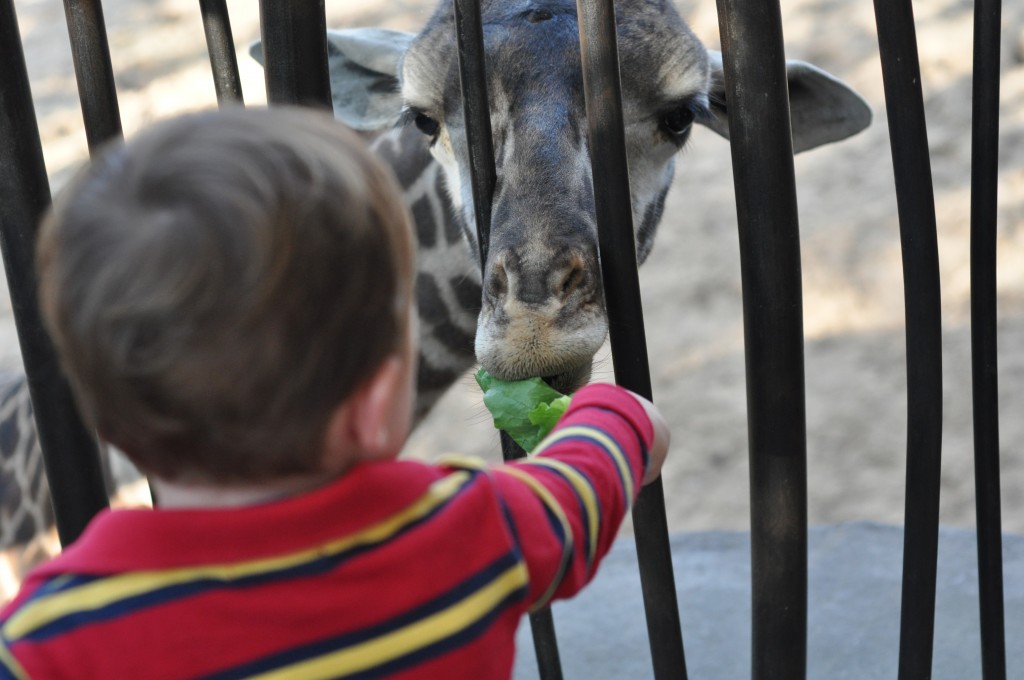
[252,1,870,394]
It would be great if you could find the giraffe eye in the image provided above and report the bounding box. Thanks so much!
[414,113,440,137]
[661,107,695,136]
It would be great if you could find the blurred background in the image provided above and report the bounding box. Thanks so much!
[5,0,1024,535]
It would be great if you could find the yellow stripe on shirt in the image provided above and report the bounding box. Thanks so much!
[493,466,573,611]
[518,458,600,571]
[534,425,635,503]
[249,562,528,680]
[3,472,474,642]
[0,639,29,680]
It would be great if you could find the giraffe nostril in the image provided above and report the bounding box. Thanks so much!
[486,261,508,300]
[559,267,585,299]
[557,252,590,301]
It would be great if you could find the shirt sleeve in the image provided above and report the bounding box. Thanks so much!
[488,383,653,610]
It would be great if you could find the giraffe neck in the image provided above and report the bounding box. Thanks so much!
[0,376,52,551]
[371,126,482,419]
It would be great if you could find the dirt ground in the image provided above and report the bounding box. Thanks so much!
[4,0,1024,537]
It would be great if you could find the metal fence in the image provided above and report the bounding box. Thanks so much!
[0,0,1007,678]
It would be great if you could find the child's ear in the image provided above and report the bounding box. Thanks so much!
[323,355,407,466]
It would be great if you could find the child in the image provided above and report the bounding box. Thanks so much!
[0,106,669,679]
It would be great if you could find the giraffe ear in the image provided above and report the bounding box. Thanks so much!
[701,49,872,153]
[249,28,414,130]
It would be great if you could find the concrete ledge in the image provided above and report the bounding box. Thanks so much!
[515,522,1023,679]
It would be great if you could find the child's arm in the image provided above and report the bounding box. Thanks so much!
[487,383,669,610]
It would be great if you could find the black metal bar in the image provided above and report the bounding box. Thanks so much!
[453,0,562,672]
[714,0,808,676]
[500,434,565,680]
[970,0,1006,677]
[62,0,123,152]
[258,0,332,110]
[871,1,945,678]
[199,0,244,105]
[575,1,687,678]
[0,0,109,546]
[454,0,496,268]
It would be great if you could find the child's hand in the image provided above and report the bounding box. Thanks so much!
[627,391,670,485]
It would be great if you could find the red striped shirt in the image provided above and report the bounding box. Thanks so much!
[0,383,651,679]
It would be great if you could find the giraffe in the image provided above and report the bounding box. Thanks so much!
[1,0,870,599]
[0,374,148,603]
[251,0,871,417]
[0,375,52,593]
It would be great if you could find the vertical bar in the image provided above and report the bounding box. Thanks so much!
[970,0,1006,677]
[871,1,944,678]
[453,0,497,267]
[199,0,244,105]
[575,1,688,679]
[453,0,562,675]
[62,0,123,151]
[0,0,109,546]
[258,0,332,110]
[501,434,565,680]
[714,0,808,676]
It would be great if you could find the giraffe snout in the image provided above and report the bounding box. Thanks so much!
[476,245,607,389]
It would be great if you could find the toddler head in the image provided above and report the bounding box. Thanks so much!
[37,106,415,485]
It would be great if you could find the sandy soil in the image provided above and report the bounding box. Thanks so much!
[4,0,1024,538]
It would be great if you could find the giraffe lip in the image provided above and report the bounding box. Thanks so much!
[541,364,591,395]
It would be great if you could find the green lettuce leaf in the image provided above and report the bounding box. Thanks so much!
[475,368,573,452]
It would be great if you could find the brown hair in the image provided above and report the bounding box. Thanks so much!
[37,106,414,484]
